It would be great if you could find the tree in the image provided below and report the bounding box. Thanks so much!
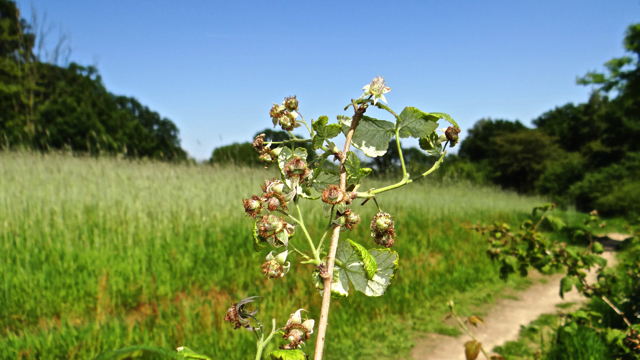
[458,118,527,162]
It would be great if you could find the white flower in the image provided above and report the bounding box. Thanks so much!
[359,76,390,105]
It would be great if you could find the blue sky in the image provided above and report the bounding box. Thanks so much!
[17,0,640,160]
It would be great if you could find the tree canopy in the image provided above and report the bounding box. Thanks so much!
[0,0,187,160]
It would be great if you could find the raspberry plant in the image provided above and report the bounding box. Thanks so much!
[234,76,460,360]
[91,77,461,360]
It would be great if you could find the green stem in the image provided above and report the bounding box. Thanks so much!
[270,138,312,145]
[255,319,279,360]
[452,310,490,360]
[356,150,447,199]
[289,243,309,260]
[294,202,320,261]
[298,113,313,138]
[394,130,408,179]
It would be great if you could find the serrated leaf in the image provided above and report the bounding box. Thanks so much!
[344,152,371,186]
[464,340,482,360]
[92,345,184,360]
[269,349,306,360]
[397,107,439,139]
[335,239,399,297]
[312,116,341,150]
[545,215,566,231]
[253,220,269,252]
[430,112,459,128]
[338,115,395,157]
[312,171,339,192]
[586,253,607,267]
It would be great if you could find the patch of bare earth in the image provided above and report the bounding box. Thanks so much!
[411,250,617,360]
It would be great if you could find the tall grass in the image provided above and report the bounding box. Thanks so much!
[0,152,546,359]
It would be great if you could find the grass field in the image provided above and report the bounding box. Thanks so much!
[0,152,548,360]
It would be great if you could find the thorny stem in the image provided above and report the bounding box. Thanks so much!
[314,100,367,360]
[451,310,491,360]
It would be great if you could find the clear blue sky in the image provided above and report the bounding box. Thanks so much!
[17,0,640,160]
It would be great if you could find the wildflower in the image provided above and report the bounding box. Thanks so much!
[280,309,315,349]
[370,212,396,248]
[261,250,290,279]
[359,76,390,105]
[224,296,260,331]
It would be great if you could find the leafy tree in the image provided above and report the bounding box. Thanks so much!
[0,0,187,160]
[489,130,564,193]
[457,118,527,162]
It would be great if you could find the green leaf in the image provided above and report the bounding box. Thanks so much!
[430,112,459,128]
[397,107,439,139]
[586,253,607,267]
[311,116,341,150]
[269,349,306,360]
[92,345,184,360]
[592,242,605,254]
[344,152,371,186]
[560,276,575,298]
[313,267,348,298]
[253,219,269,252]
[311,171,339,192]
[177,347,211,360]
[338,115,395,157]
[418,133,444,157]
[335,239,399,297]
[545,215,566,231]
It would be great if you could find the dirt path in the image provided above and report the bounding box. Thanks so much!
[411,250,616,360]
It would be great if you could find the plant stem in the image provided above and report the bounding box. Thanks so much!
[394,129,408,179]
[355,150,447,199]
[287,207,319,261]
[255,319,279,360]
[452,310,490,360]
[601,296,632,327]
[313,101,367,360]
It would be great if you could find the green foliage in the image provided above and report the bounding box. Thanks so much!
[457,118,527,163]
[338,115,395,157]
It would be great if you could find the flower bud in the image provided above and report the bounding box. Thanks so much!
[262,178,285,194]
[262,192,288,212]
[335,208,360,231]
[258,151,275,164]
[242,195,263,218]
[322,185,347,205]
[258,214,286,236]
[270,103,282,120]
[253,134,266,152]
[281,309,314,349]
[370,212,396,248]
[445,126,461,147]
[284,156,311,181]
[261,250,290,279]
[284,95,299,111]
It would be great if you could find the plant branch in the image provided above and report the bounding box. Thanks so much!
[314,101,367,360]
[355,150,447,199]
[451,310,490,360]
[601,296,632,327]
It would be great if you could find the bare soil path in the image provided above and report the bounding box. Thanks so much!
[411,250,617,360]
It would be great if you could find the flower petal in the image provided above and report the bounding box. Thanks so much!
[302,319,315,334]
[287,309,305,325]
[275,250,289,265]
[266,251,276,261]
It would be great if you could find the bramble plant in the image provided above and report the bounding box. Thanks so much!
[90,76,460,360]
[470,205,640,359]
[231,76,461,360]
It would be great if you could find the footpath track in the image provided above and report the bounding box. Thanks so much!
[411,250,616,360]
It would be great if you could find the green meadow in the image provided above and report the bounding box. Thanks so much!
[0,152,547,360]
